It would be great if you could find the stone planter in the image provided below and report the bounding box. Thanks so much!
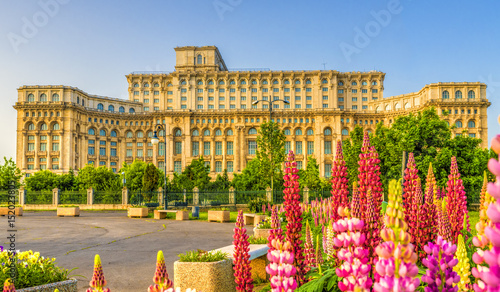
[128,207,148,218]
[154,210,166,219]
[17,278,77,292]
[207,210,230,223]
[174,259,235,292]
[57,207,80,217]
[176,210,189,221]
[243,213,267,226]
[0,206,23,216]
[253,228,271,239]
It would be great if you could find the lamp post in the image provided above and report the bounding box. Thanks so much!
[252,98,290,193]
[151,124,167,207]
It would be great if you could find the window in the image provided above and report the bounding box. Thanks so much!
[215,141,222,155]
[295,141,303,154]
[110,130,117,137]
[111,148,117,157]
[248,128,257,135]
[227,141,233,155]
[88,145,95,155]
[324,164,332,178]
[204,142,211,155]
[468,90,475,99]
[204,129,210,136]
[137,131,144,138]
[352,105,358,109]
[52,143,59,151]
[468,120,476,128]
[175,142,182,154]
[307,141,314,155]
[372,89,378,93]
[469,133,476,138]
[442,90,450,99]
[456,120,463,128]
[296,161,303,169]
[362,89,368,94]
[197,54,202,64]
[372,81,378,85]
[129,108,135,113]
[248,140,257,155]
[342,128,349,136]
[97,103,104,111]
[88,128,95,135]
[126,149,133,157]
[191,141,200,156]
[137,149,143,157]
[338,97,344,102]
[27,94,35,102]
[40,93,47,102]
[455,90,462,99]
[324,141,332,154]
[295,129,302,135]
[174,161,182,173]
[99,129,106,136]
[119,106,125,113]
[52,93,59,102]
[215,161,222,173]
[227,161,233,173]
[40,123,48,131]
[52,123,60,130]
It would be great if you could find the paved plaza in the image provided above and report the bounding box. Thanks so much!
[1,211,241,291]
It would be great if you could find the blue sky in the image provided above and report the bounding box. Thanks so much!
[0,0,499,161]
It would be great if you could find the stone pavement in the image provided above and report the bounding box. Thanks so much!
[1,211,242,291]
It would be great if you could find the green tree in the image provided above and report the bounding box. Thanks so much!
[298,156,321,190]
[232,158,269,191]
[25,170,59,191]
[255,121,286,189]
[120,160,148,191]
[182,157,211,190]
[0,157,22,189]
[208,169,231,190]
[57,169,77,191]
[142,163,160,192]
[76,164,120,191]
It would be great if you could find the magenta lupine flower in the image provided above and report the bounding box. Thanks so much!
[351,182,361,220]
[283,151,305,285]
[364,189,381,265]
[333,207,373,292]
[374,180,420,292]
[417,166,437,260]
[437,199,453,242]
[148,251,173,292]
[268,206,284,252]
[266,239,297,292]
[331,140,350,222]
[233,210,253,292]
[472,146,500,291]
[87,254,111,292]
[3,279,15,292]
[403,153,420,250]
[421,236,460,292]
[446,156,468,244]
[304,221,316,272]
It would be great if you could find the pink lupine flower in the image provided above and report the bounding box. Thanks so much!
[87,254,111,292]
[331,140,350,222]
[148,251,173,292]
[233,210,253,292]
[266,239,298,292]
[446,156,468,244]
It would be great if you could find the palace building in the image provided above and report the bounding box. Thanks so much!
[14,46,491,178]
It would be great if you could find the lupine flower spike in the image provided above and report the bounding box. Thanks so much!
[266,238,297,292]
[233,210,253,292]
[331,140,350,222]
[417,166,437,260]
[304,221,316,271]
[148,251,173,292]
[374,180,420,292]
[474,171,494,250]
[351,182,361,220]
[421,236,460,292]
[453,234,471,291]
[87,254,110,292]
[3,279,15,292]
[268,205,284,252]
[446,156,468,244]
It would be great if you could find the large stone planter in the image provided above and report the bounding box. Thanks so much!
[207,210,230,223]
[253,228,271,239]
[174,259,235,292]
[0,206,23,216]
[17,278,77,292]
[57,207,80,217]
[243,214,267,226]
[176,210,189,221]
[128,207,148,218]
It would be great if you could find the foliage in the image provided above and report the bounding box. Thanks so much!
[25,170,59,191]
[248,197,269,213]
[170,157,210,191]
[232,158,270,191]
[177,250,228,262]
[142,163,160,192]
[120,160,148,191]
[207,169,231,190]
[296,267,341,292]
[298,156,321,190]
[248,236,268,244]
[0,250,75,289]
[0,157,22,189]
[77,165,121,191]
[255,121,286,189]
[57,169,77,191]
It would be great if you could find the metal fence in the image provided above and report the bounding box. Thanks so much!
[94,190,123,204]
[128,190,161,206]
[199,190,230,206]
[165,190,192,207]
[235,190,266,204]
[309,189,332,201]
[25,191,52,204]
[59,191,87,204]
[0,191,18,205]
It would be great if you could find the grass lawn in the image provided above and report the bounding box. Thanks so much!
[469,210,479,237]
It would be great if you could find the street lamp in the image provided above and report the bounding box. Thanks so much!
[252,98,290,193]
[151,124,167,207]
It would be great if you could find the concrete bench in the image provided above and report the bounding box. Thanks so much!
[243,213,267,226]
[211,244,269,281]
[154,210,189,220]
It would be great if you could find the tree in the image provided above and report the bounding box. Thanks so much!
[208,169,231,190]
[142,163,160,192]
[57,169,77,191]
[298,156,321,190]
[120,160,148,191]
[182,157,211,190]
[0,157,22,189]
[76,164,120,191]
[25,170,59,191]
[232,158,269,191]
[255,122,286,189]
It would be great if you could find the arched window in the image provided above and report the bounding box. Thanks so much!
[192,129,199,136]
[338,81,344,86]
[351,81,357,86]
[372,81,378,85]
[215,129,222,136]
[395,103,401,110]
[52,93,59,102]
[88,128,95,135]
[362,81,368,85]
[147,131,153,138]
[342,128,349,136]
[100,129,106,136]
[284,129,291,135]
[295,129,303,135]
[158,130,165,136]
[197,80,203,85]
[455,90,462,99]
[174,129,182,136]
[468,120,476,128]
[40,123,48,130]
[53,123,60,130]
[119,106,125,113]
[322,79,328,84]
[273,80,279,85]
[208,80,214,85]
[204,129,210,136]
[27,123,35,130]
[27,94,35,102]
[229,79,236,85]
[111,130,117,137]
[404,103,410,109]
[97,103,104,111]
[305,79,312,84]
[445,120,450,127]
[227,129,233,136]
[324,128,332,135]
[82,99,85,106]
[385,104,391,111]
[126,131,133,138]
[180,80,187,85]
[153,83,159,87]
[40,94,47,102]
[294,80,301,85]
[442,90,449,99]
[144,83,149,88]
[129,108,135,113]
[262,80,268,85]
[455,120,463,128]
[284,79,290,85]
[137,131,144,138]
[197,54,202,64]
[219,80,225,85]
[306,129,314,135]
[133,83,139,88]
[468,90,475,99]
[248,128,257,135]
[240,80,247,85]
[167,83,173,87]
[108,105,114,112]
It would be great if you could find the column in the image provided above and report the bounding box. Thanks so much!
[168,136,174,173]
[235,127,241,172]
[210,136,215,172]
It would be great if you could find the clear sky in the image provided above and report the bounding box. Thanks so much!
[0,0,499,161]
